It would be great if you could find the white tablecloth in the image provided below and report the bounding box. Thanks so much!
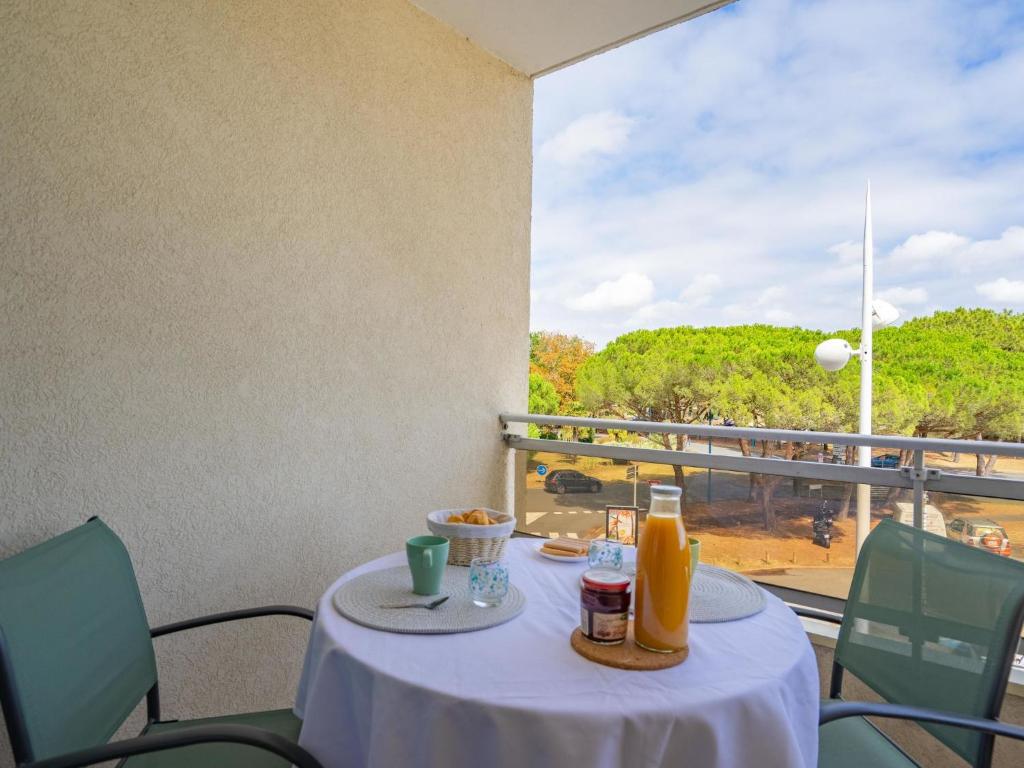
[295,539,819,768]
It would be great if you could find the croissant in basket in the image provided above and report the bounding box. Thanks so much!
[446,508,495,525]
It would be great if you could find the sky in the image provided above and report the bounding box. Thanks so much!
[530,0,1024,347]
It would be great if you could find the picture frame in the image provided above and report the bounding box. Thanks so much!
[605,505,640,545]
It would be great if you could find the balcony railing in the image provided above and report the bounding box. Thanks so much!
[501,413,1024,671]
[501,413,1024,523]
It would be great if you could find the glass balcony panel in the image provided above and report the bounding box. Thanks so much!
[518,446,859,600]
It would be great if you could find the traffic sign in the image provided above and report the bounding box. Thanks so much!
[536,464,548,476]
[626,464,639,506]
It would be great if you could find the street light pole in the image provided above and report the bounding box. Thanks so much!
[813,181,900,556]
[707,410,713,505]
[856,182,874,553]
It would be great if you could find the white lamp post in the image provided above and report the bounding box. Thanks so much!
[813,182,899,554]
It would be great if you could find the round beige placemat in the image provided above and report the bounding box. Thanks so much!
[332,565,526,634]
[690,564,766,623]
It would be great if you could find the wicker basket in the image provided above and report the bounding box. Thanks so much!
[426,508,514,566]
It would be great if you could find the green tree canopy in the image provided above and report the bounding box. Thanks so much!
[576,325,855,500]
[527,372,560,438]
[577,325,860,429]
[573,310,1024,526]
[873,309,1024,474]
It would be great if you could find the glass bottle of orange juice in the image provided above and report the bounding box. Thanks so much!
[634,484,691,653]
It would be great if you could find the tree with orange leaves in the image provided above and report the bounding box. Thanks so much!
[529,331,594,414]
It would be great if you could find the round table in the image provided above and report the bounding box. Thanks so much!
[294,539,819,768]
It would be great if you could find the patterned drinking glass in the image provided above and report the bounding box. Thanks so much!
[468,557,509,607]
[588,539,624,570]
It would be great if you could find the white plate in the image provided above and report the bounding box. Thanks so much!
[537,544,588,563]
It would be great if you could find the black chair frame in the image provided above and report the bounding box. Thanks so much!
[1,605,323,768]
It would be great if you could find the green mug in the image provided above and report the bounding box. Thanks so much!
[406,535,449,596]
[689,536,701,574]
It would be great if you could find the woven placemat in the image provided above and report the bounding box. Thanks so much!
[332,566,526,634]
[690,564,766,623]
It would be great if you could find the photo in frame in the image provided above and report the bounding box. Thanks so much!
[605,505,640,545]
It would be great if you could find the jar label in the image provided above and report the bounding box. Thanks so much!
[581,607,628,641]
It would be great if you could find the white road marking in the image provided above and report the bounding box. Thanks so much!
[553,511,563,515]
[525,513,545,526]
[548,531,560,538]
[566,532,579,539]
[568,510,578,515]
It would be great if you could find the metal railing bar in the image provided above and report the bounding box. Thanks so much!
[927,474,1024,502]
[504,435,1024,502]
[500,413,1024,458]
[759,585,847,618]
[505,435,912,487]
[912,450,925,529]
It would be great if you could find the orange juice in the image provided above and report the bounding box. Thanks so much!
[634,486,691,653]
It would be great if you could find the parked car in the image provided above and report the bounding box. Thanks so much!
[871,453,901,468]
[891,502,947,538]
[947,517,1012,557]
[543,470,603,494]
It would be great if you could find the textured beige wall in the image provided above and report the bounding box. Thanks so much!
[0,0,531,758]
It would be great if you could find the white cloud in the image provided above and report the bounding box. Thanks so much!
[723,285,795,324]
[961,226,1024,269]
[765,308,796,324]
[530,0,1024,345]
[539,111,634,166]
[756,286,787,305]
[818,241,863,286]
[888,231,969,268]
[566,272,653,311]
[679,273,722,305]
[877,286,928,306]
[976,278,1024,304]
[885,227,1024,274]
[625,300,690,329]
[828,241,862,264]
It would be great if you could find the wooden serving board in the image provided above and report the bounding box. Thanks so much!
[570,621,688,671]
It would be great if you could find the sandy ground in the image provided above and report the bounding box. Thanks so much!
[522,450,1023,598]
[928,450,1024,476]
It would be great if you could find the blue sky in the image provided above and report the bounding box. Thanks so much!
[531,0,1024,346]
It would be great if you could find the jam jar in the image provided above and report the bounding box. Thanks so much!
[579,569,631,645]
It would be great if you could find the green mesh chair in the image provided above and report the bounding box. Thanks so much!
[804,520,1024,767]
[0,518,324,768]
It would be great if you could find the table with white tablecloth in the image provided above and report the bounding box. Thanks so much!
[294,539,819,768]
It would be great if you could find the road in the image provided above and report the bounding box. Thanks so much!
[523,486,625,539]
[524,463,754,539]
[751,567,855,600]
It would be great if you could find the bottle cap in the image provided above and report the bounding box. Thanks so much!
[650,484,683,497]
[582,569,631,592]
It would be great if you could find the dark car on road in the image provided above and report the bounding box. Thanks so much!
[948,517,1012,557]
[871,453,901,468]
[544,470,603,495]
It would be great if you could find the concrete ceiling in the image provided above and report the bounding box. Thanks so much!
[411,0,735,77]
